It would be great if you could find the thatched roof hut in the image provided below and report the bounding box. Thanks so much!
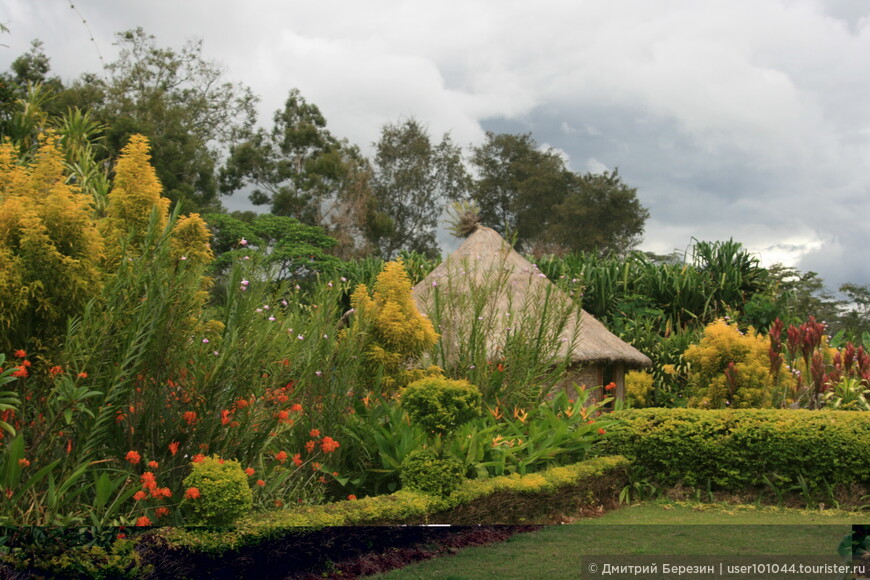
[411,226,651,400]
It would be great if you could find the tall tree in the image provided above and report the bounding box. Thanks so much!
[469,131,568,244]
[220,89,372,255]
[547,169,649,256]
[368,118,467,259]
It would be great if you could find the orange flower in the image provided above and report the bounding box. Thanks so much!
[274,450,288,464]
[125,450,141,465]
[191,454,206,463]
[135,516,152,527]
[48,365,63,376]
[11,367,27,378]
[312,462,321,471]
[13,350,26,359]
[274,500,284,508]
[598,428,606,435]
[604,382,616,391]
[148,460,159,469]
[256,479,265,487]
[320,436,340,453]
[221,409,232,425]
[184,487,201,500]
[77,372,88,379]
[276,410,290,423]
[245,467,255,476]
[347,494,357,501]
[292,453,303,466]
[152,487,172,499]
[133,490,147,501]
[304,440,316,453]
[168,441,179,456]
[155,506,170,518]
[290,403,303,412]
[17,458,29,468]
[309,428,320,438]
[182,411,198,425]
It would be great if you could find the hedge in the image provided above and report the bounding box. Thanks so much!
[605,408,870,490]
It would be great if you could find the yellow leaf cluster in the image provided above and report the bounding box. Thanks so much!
[351,260,439,390]
[170,213,214,265]
[684,318,796,409]
[0,138,104,348]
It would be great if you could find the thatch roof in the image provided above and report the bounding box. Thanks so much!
[411,226,651,367]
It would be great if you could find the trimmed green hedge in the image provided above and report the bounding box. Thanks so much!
[605,409,870,489]
[154,455,629,554]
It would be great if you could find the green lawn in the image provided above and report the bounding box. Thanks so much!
[367,502,863,579]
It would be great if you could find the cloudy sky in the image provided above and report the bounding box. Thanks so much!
[2,0,869,289]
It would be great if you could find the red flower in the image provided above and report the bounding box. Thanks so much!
[155,506,170,518]
[152,487,172,499]
[184,487,201,500]
[598,428,606,435]
[256,479,265,487]
[221,409,232,425]
[244,467,255,476]
[11,367,27,378]
[48,365,63,376]
[135,516,152,527]
[191,454,206,463]
[309,429,320,438]
[320,436,340,454]
[148,460,159,469]
[125,451,141,465]
[274,450,288,464]
[17,458,29,468]
[292,453,303,467]
[168,441,179,456]
[304,440,316,453]
[77,372,88,379]
[183,411,198,425]
[604,382,616,391]
[13,350,26,359]
[347,494,357,501]
[276,410,290,423]
[290,403,303,412]
[133,490,147,501]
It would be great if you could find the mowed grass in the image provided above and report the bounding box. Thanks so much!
[367,502,863,580]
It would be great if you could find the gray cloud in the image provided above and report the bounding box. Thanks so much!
[1,0,867,289]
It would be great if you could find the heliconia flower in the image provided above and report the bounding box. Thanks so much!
[184,487,201,500]
[135,516,152,527]
[125,451,141,465]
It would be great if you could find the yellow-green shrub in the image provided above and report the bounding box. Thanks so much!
[401,376,482,435]
[400,448,464,497]
[684,318,796,408]
[624,370,654,408]
[350,259,439,391]
[181,456,253,526]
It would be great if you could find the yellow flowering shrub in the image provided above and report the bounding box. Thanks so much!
[684,318,796,408]
[0,137,104,350]
[624,370,654,408]
[350,260,439,390]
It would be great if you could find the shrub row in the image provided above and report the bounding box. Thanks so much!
[605,409,870,490]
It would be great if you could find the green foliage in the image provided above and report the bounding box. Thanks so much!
[0,531,145,579]
[400,448,464,497]
[182,456,253,526]
[401,377,482,436]
[606,408,870,490]
[368,117,467,259]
